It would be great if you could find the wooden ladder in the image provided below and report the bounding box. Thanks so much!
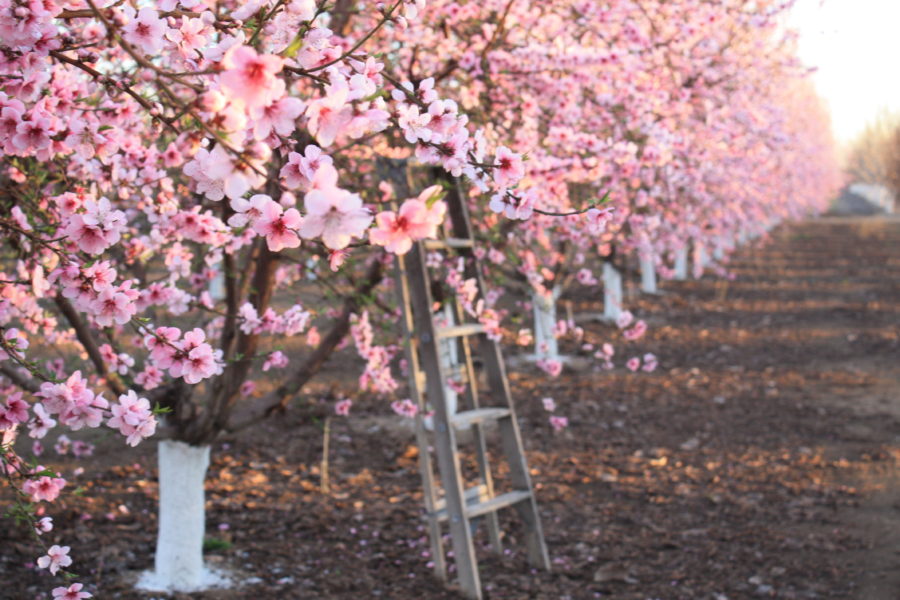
[382,158,550,599]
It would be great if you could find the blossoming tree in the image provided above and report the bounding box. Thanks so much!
[0,0,839,596]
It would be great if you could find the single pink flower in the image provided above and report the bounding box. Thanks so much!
[122,8,166,55]
[300,164,372,249]
[220,45,285,109]
[37,545,72,575]
[52,583,92,600]
[253,198,302,251]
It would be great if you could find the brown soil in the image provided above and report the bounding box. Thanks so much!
[3,215,900,599]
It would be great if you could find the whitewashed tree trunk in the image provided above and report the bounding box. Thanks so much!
[602,262,623,321]
[437,304,459,417]
[692,243,707,279]
[713,236,726,261]
[209,270,226,301]
[532,286,561,360]
[138,441,216,592]
[639,254,657,294]
[674,246,689,280]
[425,306,459,430]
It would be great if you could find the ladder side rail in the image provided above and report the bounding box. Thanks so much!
[406,239,483,599]
[444,214,503,554]
[394,249,447,580]
[379,157,448,579]
[443,174,551,570]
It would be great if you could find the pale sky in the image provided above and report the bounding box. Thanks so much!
[788,0,900,147]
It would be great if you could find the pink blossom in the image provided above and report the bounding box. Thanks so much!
[12,112,53,152]
[145,326,181,367]
[536,358,563,377]
[517,329,533,346]
[35,516,53,535]
[220,46,285,109]
[183,148,225,201]
[27,403,56,439]
[176,329,219,384]
[300,164,372,249]
[493,146,525,188]
[107,391,157,447]
[586,206,614,235]
[541,397,556,412]
[642,353,658,373]
[123,8,167,55]
[166,16,209,58]
[549,415,569,431]
[576,268,597,285]
[615,310,634,329]
[489,191,534,220]
[334,398,352,416]
[63,197,126,255]
[262,350,289,372]
[52,583,92,600]
[305,75,352,147]
[54,435,71,455]
[279,145,332,189]
[58,389,108,431]
[91,286,137,327]
[623,320,647,341]
[252,96,304,139]
[23,474,66,503]
[37,545,72,575]
[252,198,302,251]
[72,440,95,458]
[134,365,164,390]
[391,399,418,419]
[626,357,641,372]
[370,187,446,254]
[0,391,29,430]
[228,194,271,228]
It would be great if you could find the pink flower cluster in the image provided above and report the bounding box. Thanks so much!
[370,186,447,255]
[107,391,158,447]
[351,311,399,396]
[144,327,222,385]
[53,262,138,328]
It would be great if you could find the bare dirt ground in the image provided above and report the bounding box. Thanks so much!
[3,215,900,599]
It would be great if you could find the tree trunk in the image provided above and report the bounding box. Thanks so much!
[532,286,560,360]
[138,441,219,592]
[639,253,657,294]
[602,262,623,321]
[692,242,707,279]
[674,246,689,280]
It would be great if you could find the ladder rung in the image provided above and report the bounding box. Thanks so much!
[415,366,469,388]
[423,238,475,250]
[436,323,485,339]
[429,487,531,522]
[466,490,532,520]
[450,407,510,430]
[429,484,489,521]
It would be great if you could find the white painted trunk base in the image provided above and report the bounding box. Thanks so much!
[639,255,657,294]
[673,247,689,280]
[138,441,227,593]
[532,286,561,360]
[424,306,459,430]
[602,263,623,321]
[692,244,707,279]
[209,270,226,301]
